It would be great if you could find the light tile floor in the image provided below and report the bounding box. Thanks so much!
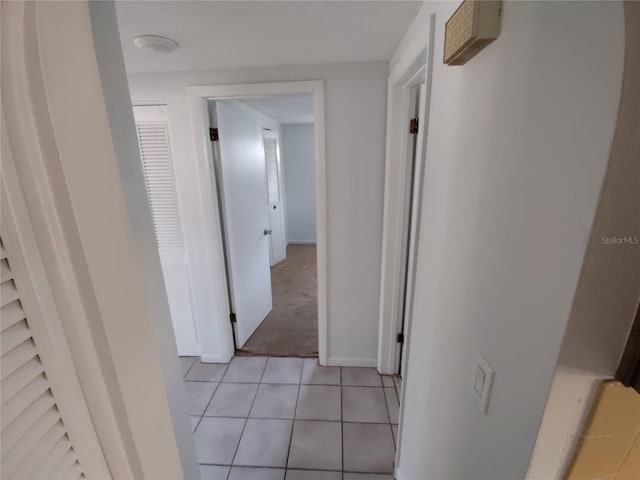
[181,356,399,480]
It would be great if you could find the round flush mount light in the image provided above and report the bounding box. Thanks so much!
[133,35,178,54]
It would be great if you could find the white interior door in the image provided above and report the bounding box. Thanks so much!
[132,105,198,355]
[398,83,429,375]
[263,130,287,266]
[214,100,273,348]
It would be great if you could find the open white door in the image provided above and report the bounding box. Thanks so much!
[398,83,428,375]
[263,130,287,266]
[214,100,273,348]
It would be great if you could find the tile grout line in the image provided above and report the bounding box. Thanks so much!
[199,462,393,475]
[226,358,268,479]
[376,373,398,476]
[199,462,385,473]
[183,357,197,378]
[193,380,348,386]
[394,374,402,449]
[181,363,204,432]
[393,375,401,404]
[340,366,345,479]
[199,415,393,424]
[381,384,393,426]
[382,384,398,453]
[206,463,388,476]
[188,359,229,435]
[284,358,305,478]
[615,430,638,478]
[198,362,229,425]
[335,384,387,389]
[199,366,231,436]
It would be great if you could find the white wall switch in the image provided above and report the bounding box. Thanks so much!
[473,352,495,414]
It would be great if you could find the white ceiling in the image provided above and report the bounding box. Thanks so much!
[241,95,314,124]
[115,1,421,73]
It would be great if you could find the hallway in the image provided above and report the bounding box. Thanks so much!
[240,245,318,357]
[181,356,399,479]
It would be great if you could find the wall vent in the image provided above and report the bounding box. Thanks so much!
[444,0,501,66]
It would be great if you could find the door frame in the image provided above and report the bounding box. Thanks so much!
[378,15,436,478]
[377,33,434,376]
[394,81,426,375]
[187,81,328,365]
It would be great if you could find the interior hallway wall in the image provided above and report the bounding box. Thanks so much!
[127,61,388,366]
[282,123,316,244]
[527,3,640,477]
[392,1,625,479]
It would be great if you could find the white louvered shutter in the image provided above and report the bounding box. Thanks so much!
[132,105,197,350]
[1,116,110,479]
[135,121,183,249]
[1,237,85,480]
[263,134,280,204]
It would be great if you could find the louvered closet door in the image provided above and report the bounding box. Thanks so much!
[1,154,110,479]
[132,105,197,355]
[1,240,79,479]
[262,131,286,266]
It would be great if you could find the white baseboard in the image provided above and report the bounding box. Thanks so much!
[327,357,377,368]
[177,343,201,357]
[200,353,230,364]
[395,466,419,480]
[287,241,317,245]
[177,345,232,364]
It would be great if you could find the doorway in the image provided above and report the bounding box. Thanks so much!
[186,81,328,365]
[208,96,319,357]
[378,52,431,378]
[396,83,426,376]
[377,18,436,474]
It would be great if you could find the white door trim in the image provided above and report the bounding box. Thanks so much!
[377,48,430,376]
[378,14,438,378]
[379,14,436,478]
[187,81,328,365]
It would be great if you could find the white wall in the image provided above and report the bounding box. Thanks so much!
[527,3,640,476]
[87,3,200,478]
[127,61,388,366]
[394,2,625,479]
[282,124,316,244]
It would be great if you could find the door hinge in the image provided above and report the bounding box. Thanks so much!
[230,312,237,323]
[409,118,419,134]
[396,332,404,344]
[210,127,219,141]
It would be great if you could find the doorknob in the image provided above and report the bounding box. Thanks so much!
[264,229,272,235]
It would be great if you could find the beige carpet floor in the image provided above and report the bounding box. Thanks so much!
[238,243,318,357]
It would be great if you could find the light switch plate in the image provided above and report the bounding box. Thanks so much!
[473,352,495,414]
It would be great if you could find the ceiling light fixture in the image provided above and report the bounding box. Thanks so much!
[133,35,178,54]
